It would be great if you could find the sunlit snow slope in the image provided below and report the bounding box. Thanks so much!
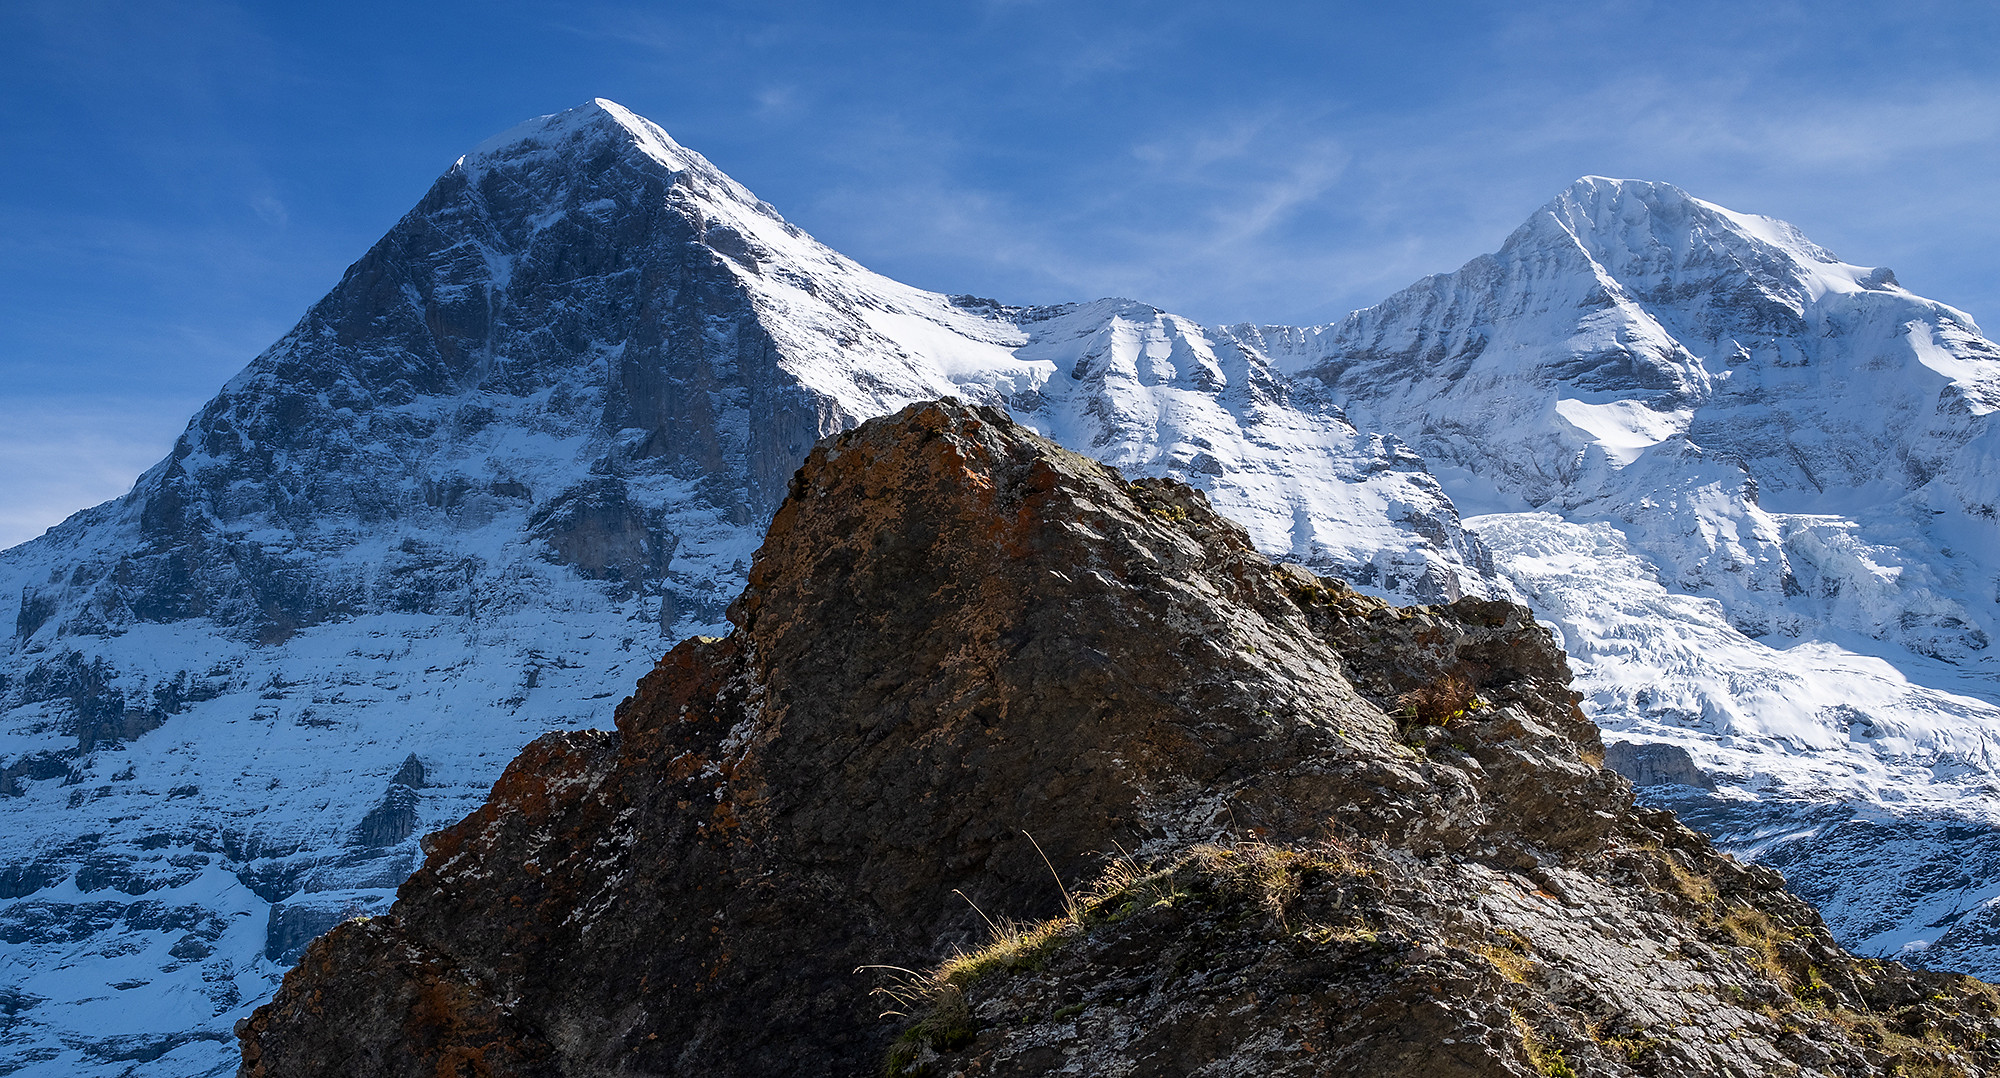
[0,101,1491,1077]
[1260,177,2000,968]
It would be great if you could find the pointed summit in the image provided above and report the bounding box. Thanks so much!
[464,98,667,160]
[1315,174,1999,510]
[1514,175,1906,310]
[455,97,769,219]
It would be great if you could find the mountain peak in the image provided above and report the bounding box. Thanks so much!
[1559,174,1695,204]
[461,97,688,170]
[1521,174,1856,282]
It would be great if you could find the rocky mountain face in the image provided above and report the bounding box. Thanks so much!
[0,102,1485,1077]
[6,99,2000,1077]
[239,401,2000,1078]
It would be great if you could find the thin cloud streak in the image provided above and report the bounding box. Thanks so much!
[777,45,2000,327]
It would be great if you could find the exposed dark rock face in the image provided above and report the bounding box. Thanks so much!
[39,102,821,648]
[1604,741,1717,791]
[353,784,422,848]
[527,479,677,591]
[239,400,2000,1076]
[263,900,377,964]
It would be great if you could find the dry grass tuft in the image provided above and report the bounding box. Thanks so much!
[1398,672,1481,727]
[1512,1011,1578,1078]
[870,835,1379,1073]
[1480,928,1536,985]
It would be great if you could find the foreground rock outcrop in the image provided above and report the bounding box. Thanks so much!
[238,401,2000,1077]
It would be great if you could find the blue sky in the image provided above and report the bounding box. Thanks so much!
[4,0,1999,546]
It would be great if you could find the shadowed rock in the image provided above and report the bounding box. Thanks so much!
[1604,741,1717,791]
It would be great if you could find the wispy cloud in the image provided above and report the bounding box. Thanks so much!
[784,101,1476,326]
[767,2,2000,326]
[754,85,798,117]
[1129,113,1351,246]
[251,193,289,227]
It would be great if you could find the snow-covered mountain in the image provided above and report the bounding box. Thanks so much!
[0,101,1490,1077]
[1259,176,2000,967]
[3,100,1999,1077]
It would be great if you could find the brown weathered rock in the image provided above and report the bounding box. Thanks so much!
[238,400,2000,1077]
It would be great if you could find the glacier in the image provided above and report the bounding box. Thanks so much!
[1,101,1997,1076]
